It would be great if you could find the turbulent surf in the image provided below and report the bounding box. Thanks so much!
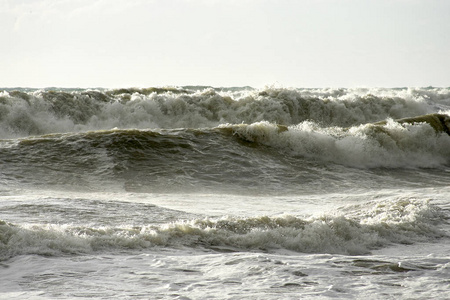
[1,86,449,299]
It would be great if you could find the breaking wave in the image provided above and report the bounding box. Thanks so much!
[1,86,449,138]
[0,197,447,260]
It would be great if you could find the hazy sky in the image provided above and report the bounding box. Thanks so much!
[2,0,449,88]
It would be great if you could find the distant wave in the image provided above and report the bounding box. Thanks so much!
[1,86,449,138]
[0,197,446,260]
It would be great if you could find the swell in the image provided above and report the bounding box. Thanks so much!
[0,197,447,260]
[1,126,327,193]
[1,86,449,138]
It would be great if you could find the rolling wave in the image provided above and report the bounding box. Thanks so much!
[1,120,449,194]
[0,197,446,260]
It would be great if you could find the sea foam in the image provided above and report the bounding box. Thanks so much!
[227,120,450,168]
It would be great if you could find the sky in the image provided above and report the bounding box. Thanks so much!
[1,0,449,88]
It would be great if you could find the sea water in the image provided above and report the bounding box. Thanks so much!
[0,86,449,299]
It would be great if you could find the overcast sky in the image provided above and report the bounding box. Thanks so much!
[2,0,449,88]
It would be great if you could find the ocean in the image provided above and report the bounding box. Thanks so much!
[0,86,449,299]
